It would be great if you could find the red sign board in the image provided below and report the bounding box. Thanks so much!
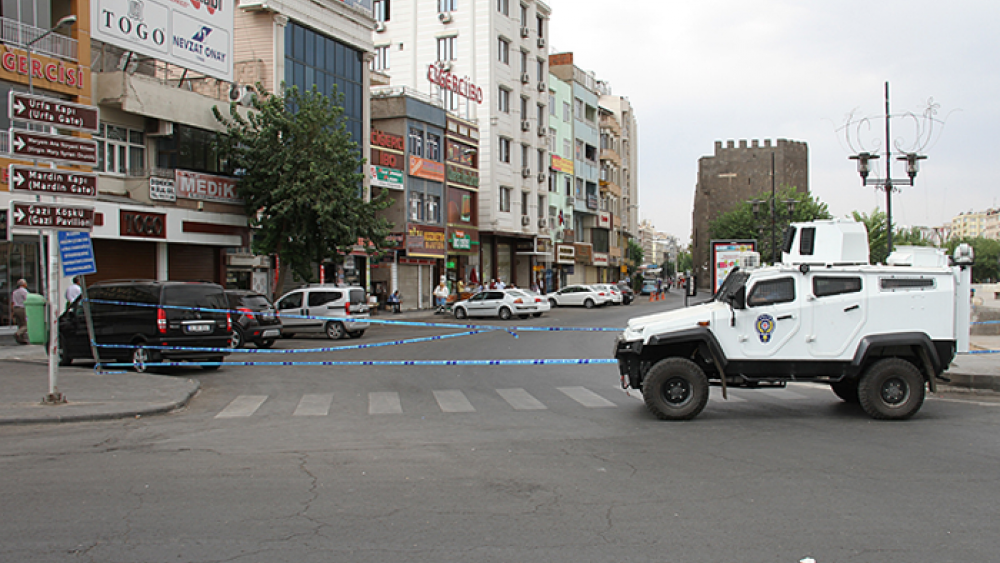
[10,201,95,231]
[8,92,100,133]
[8,165,97,198]
[9,129,99,166]
[121,210,167,239]
[371,129,404,151]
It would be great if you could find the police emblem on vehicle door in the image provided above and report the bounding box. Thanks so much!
[755,314,775,343]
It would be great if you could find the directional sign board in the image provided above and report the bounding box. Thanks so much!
[8,129,99,166]
[58,231,98,276]
[10,201,95,232]
[8,92,100,134]
[8,165,98,198]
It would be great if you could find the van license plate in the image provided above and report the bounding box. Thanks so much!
[186,323,213,334]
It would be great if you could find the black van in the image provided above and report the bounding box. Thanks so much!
[58,280,232,371]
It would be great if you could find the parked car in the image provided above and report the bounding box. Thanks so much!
[592,284,624,305]
[547,285,613,309]
[616,281,635,305]
[58,280,232,372]
[518,290,551,316]
[275,285,370,339]
[452,289,543,320]
[640,279,659,295]
[225,290,282,348]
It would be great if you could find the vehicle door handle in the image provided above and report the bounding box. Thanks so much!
[844,304,859,312]
[777,314,793,321]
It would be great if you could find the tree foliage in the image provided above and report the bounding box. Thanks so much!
[708,186,831,263]
[677,250,692,273]
[626,238,644,267]
[213,84,392,288]
[850,209,890,265]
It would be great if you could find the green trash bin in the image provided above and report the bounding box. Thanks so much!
[25,293,48,345]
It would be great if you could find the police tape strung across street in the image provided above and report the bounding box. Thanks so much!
[101,358,620,370]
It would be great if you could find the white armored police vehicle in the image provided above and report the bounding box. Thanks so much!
[614,219,974,421]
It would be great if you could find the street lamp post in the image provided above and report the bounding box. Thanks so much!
[25,14,77,405]
[751,153,796,264]
[849,82,927,258]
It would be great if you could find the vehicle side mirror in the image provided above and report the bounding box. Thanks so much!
[731,287,746,310]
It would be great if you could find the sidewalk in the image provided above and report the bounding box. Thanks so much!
[1,308,997,425]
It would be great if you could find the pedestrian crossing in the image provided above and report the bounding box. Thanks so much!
[213,385,820,419]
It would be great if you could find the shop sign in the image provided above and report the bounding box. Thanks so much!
[8,164,97,198]
[587,194,599,210]
[574,243,593,264]
[516,239,535,253]
[8,92,99,133]
[536,237,551,254]
[593,252,609,267]
[370,165,404,190]
[598,211,611,229]
[175,169,242,204]
[91,0,234,82]
[447,187,476,226]
[406,223,446,258]
[556,244,575,265]
[0,48,87,91]
[371,148,402,170]
[120,210,166,239]
[58,231,97,276]
[448,229,478,253]
[551,154,574,175]
[409,156,445,182]
[149,176,176,201]
[446,165,479,188]
[9,129,99,166]
[371,129,404,151]
[427,64,484,104]
[446,140,477,167]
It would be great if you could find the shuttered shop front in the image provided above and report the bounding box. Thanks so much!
[168,244,221,283]
[87,240,157,283]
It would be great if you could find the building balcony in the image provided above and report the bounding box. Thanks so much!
[600,147,622,167]
[599,179,621,198]
[1,16,78,61]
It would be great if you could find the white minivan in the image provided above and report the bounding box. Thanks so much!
[275,285,370,339]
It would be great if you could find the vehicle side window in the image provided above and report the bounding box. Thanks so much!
[747,278,795,307]
[487,292,504,300]
[279,293,302,310]
[469,293,485,302]
[813,276,862,298]
[309,291,340,306]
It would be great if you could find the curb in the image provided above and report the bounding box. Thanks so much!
[940,373,1000,394]
[0,379,201,426]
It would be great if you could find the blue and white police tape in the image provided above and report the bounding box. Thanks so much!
[84,298,623,332]
[101,358,620,370]
[92,329,495,355]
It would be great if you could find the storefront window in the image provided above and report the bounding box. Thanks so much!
[0,242,40,327]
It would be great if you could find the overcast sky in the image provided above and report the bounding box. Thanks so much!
[544,0,996,243]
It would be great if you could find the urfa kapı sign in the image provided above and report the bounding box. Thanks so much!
[92,0,234,82]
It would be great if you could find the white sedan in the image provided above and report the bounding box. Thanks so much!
[452,289,543,320]
[591,284,624,305]
[547,285,613,309]
[516,290,551,317]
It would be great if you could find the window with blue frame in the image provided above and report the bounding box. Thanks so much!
[284,22,365,146]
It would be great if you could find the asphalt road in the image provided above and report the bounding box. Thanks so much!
[2,295,999,563]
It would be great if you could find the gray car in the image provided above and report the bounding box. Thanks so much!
[275,285,370,339]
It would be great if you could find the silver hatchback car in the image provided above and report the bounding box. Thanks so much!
[275,285,370,339]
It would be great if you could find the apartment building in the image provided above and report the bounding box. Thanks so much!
[370,0,552,288]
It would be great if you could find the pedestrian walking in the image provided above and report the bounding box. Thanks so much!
[655,278,663,301]
[11,279,29,344]
[65,276,82,307]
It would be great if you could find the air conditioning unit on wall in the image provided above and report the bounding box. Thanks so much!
[521,167,531,178]
[537,173,546,183]
[520,27,530,38]
[537,37,546,49]
[537,81,547,92]
[374,21,385,32]
[438,12,452,23]
[521,120,531,131]
[521,215,531,226]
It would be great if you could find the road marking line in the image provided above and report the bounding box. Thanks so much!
[497,388,548,410]
[215,395,267,418]
[433,390,476,413]
[557,386,616,408]
[293,393,333,416]
[369,392,402,414]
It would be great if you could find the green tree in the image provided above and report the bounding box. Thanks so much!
[708,186,831,263]
[850,209,890,265]
[677,250,692,273]
[662,260,676,278]
[946,237,1000,283]
[894,226,933,247]
[626,238,644,267]
[214,84,392,290]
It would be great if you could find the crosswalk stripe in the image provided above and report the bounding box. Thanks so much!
[293,394,333,416]
[215,395,267,418]
[433,390,476,413]
[369,391,402,414]
[557,386,617,408]
[497,388,547,410]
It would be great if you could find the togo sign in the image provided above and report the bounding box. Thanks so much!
[121,210,166,239]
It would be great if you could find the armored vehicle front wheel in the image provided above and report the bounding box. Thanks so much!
[858,358,925,420]
[642,357,709,421]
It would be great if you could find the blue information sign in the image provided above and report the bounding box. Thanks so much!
[58,231,97,277]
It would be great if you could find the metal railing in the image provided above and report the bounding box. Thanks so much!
[0,17,78,62]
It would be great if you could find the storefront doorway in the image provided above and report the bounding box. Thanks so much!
[0,241,40,328]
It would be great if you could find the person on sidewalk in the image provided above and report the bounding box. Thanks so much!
[11,279,29,344]
[65,277,82,307]
[387,290,401,313]
[434,279,450,313]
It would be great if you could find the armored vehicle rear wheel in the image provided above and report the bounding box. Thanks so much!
[858,358,925,420]
[642,357,709,421]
